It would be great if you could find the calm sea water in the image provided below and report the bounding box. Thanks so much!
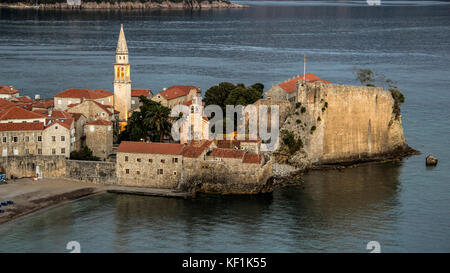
[0,1,449,252]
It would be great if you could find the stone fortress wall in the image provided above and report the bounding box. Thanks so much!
[278,81,408,166]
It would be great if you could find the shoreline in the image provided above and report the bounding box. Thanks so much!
[0,149,419,226]
[0,178,106,226]
[0,1,249,10]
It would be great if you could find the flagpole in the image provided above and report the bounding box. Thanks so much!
[303,55,306,83]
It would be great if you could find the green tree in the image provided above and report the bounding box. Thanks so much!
[119,96,172,142]
[203,82,236,110]
[70,146,100,161]
[353,67,376,86]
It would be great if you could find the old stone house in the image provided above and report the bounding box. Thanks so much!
[265,73,330,103]
[66,99,118,123]
[54,88,114,111]
[151,85,201,108]
[0,85,19,100]
[116,140,270,190]
[85,119,113,160]
[130,88,152,111]
[0,106,47,124]
[42,120,72,157]
[116,142,185,188]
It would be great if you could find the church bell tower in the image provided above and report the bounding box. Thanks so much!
[114,24,131,126]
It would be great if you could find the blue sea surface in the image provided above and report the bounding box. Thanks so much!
[0,1,449,252]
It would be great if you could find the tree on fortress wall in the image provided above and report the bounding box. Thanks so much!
[204,82,264,132]
[353,67,405,118]
[70,146,100,161]
[119,96,172,143]
[204,82,264,110]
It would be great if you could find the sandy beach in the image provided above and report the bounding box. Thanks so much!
[0,178,106,225]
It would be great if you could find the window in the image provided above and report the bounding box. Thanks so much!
[61,148,65,154]
[2,137,6,143]
[172,158,178,163]
[13,149,18,155]
[61,136,65,141]
[38,136,42,142]
[125,169,129,174]
[25,149,29,155]
[125,156,128,162]
[25,136,29,142]
[157,169,163,175]
[161,159,165,164]
[38,149,42,155]
[173,171,177,175]
[131,100,135,105]
[137,158,141,162]
[52,136,56,142]
[58,100,62,105]
[90,126,94,132]
[55,126,58,130]
[136,171,140,175]
[52,149,56,155]
[149,159,153,163]
[13,137,18,143]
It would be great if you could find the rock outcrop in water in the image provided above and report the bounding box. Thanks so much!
[426,154,438,166]
[0,0,247,10]
[270,81,417,172]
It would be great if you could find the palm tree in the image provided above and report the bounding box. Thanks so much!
[143,103,172,142]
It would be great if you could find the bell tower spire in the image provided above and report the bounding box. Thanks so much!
[114,24,131,128]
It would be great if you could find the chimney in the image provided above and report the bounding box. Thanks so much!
[163,88,167,91]
[35,94,40,100]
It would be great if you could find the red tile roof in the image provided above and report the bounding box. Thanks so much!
[0,98,16,109]
[46,119,72,130]
[131,89,151,97]
[0,106,46,121]
[117,141,185,155]
[0,85,19,95]
[278,73,331,93]
[92,100,114,115]
[54,88,113,99]
[86,119,113,126]
[159,85,201,100]
[243,153,263,164]
[14,96,34,103]
[182,140,213,158]
[210,148,245,159]
[33,109,49,116]
[71,113,85,121]
[51,110,73,119]
[33,99,54,109]
[0,122,44,132]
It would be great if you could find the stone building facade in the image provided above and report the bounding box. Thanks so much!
[67,99,118,123]
[116,142,185,188]
[116,140,272,192]
[265,73,331,104]
[151,85,201,108]
[54,88,113,111]
[85,120,113,160]
[130,88,152,111]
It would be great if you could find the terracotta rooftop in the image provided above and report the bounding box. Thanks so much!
[32,109,48,116]
[0,98,16,109]
[117,141,185,155]
[54,88,113,99]
[14,96,34,103]
[278,73,331,94]
[242,153,263,164]
[210,148,246,159]
[46,119,72,130]
[131,89,151,97]
[0,106,46,121]
[0,122,44,132]
[0,85,19,95]
[33,99,54,109]
[182,140,213,158]
[51,110,73,119]
[86,119,113,126]
[71,113,85,121]
[158,85,201,101]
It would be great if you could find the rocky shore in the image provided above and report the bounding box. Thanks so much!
[0,1,247,10]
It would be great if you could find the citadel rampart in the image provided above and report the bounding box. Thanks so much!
[277,81,411,167]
